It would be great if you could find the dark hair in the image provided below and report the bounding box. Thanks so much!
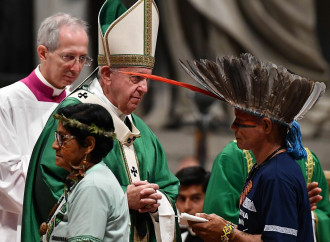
[273,121,289,147]
[56,103,114,163]
[175,166,211,192]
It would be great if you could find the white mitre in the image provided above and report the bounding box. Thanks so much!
[98,0,159,68]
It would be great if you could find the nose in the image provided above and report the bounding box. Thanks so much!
[183,200,192,214]
[69,59,82,73]
[137,79,148,93]
[52,139,59,150]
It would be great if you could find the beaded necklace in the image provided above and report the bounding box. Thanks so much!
[239,146,284,209]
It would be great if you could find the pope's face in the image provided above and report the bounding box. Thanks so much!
[40,25,89,89]
[231,109,264,150]
[176,184,205,216]
[106,67,151,114]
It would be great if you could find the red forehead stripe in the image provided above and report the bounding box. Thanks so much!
[234,109,259,121]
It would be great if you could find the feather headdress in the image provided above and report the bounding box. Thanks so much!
[179,53,326,125]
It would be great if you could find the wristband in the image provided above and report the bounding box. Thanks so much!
[220,222,235,241]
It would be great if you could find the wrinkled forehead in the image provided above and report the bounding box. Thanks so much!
[234,109,260,121]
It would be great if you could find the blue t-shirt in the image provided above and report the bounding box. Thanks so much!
[237,152,313,241]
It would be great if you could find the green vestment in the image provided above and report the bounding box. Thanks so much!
[22,81,181,242]
[203,140,330,242]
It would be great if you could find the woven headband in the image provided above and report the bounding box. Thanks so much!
[53,113,116,139]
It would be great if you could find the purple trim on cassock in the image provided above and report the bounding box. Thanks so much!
[20,70,66,103]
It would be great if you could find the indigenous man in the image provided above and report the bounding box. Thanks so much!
[178,53,326,241]
[204,139,330,242]
[22,0,180,241]
[0,13,89,242]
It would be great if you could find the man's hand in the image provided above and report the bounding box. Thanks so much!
[189,213,262,242]
[126,180,162,213]
[308,182,322,210]
[188,213,227,241]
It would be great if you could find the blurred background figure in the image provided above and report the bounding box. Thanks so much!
[175,166,210,242]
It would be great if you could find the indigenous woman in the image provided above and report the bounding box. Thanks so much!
[40,103,129,242]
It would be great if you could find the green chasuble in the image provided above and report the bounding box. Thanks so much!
[203,140,330,242]
[22,82,181,242]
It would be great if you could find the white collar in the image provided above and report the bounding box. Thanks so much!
[35,65,66,96]
[89,79,129,121]
[84,79,139,146]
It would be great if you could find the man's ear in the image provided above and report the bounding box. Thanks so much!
[261,118,273,134]
[100,66,112,85]
[37,45,48,61]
